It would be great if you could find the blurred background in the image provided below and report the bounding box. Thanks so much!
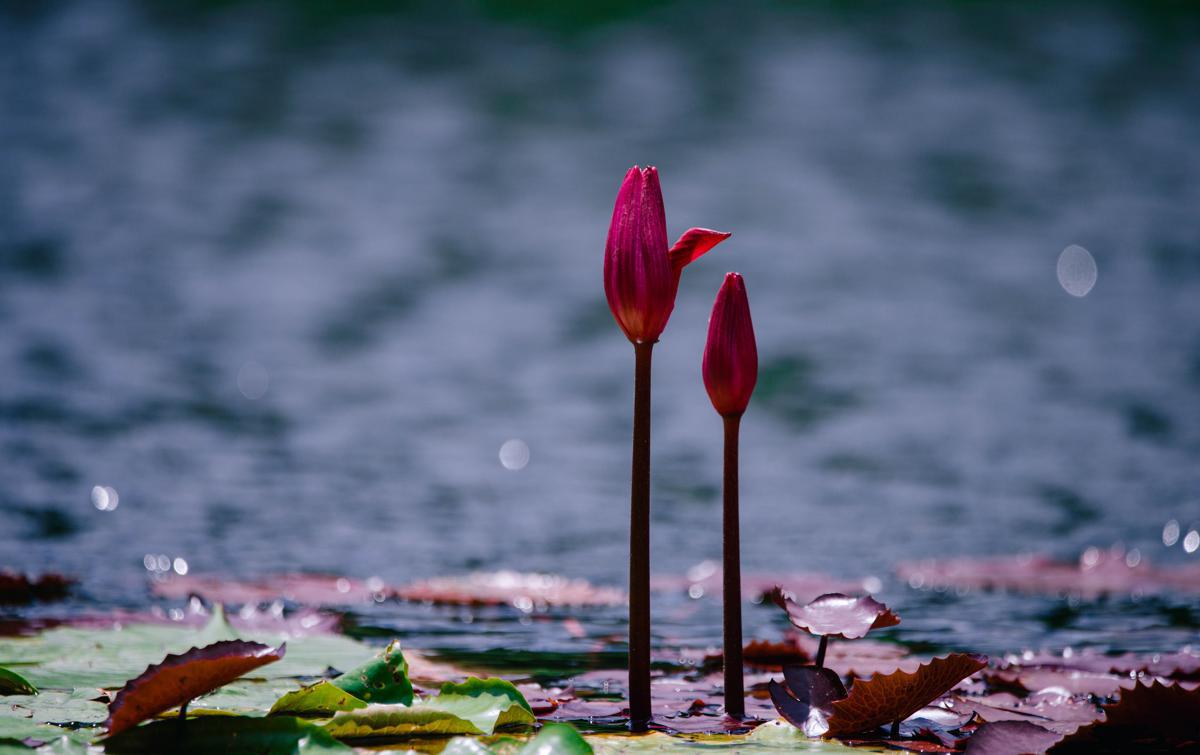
[2,0,1198,661]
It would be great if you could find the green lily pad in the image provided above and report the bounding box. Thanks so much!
[103,715,352,754]
[329,640,412,705]
[323,677,534,740]
[0,668,37,696]
[269,680,368,717]
[428,678,533,733]
[442,723,594,755]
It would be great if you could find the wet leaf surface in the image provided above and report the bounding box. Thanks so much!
[652,563,871,604]
[1055,680,1200,750]
[772,592,900,640]
[896,551,1200,599]
[963,721,1062,755]
[268,680,367,717]
[323,677,534,740]
[768,666,847,736]
[393,572,625,609]
[156,571,626,610]
[153,574,383,606]
[826,654,987,736]
[105,639,286,735]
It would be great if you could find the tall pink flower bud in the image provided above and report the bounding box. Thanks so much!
[604,166,730,344]
[702,273,758,418]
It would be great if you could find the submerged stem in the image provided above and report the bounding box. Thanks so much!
[722,413,744,719]
[629,341,654,731]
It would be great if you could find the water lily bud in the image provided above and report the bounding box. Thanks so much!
[703,272,758,417]
[604,165,730,344]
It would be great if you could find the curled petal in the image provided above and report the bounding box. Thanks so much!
[669,227,732,272]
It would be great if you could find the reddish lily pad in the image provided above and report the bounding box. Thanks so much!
[768,665,848,737]
[1055,680,1200,749]
[0,571,72,604]
[105,640,286,735]
[826,653,988,737]
[153,574,383,606]
[393,571,624,609]
[963,721,1063,755]
[896,551,1200,598]
[653,562,870,603]
[771,590,900,640]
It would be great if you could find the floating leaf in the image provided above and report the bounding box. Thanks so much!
[826,653,987,736]
[518,722,594,754]
[896,551,1200,599]
[394,571,624,609]
[0,667,37,695]
[329,640,412,705]
[270,640,412,716]
[323,677,534,739]
[653,564,869,603]
[1055,680,1200,750]
[768,665,847,737]
[269,680,367,717]
[103,715,351,754]
[154,574,383,606]
[0,572,72,605]
[964,721,1062,755]
[771,591,900,640]
[105,640,286,735]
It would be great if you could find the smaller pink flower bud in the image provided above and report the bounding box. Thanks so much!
[703,272,758,418]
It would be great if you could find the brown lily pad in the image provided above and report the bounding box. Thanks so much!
[153,573,383,606]
[772,590,900,640]
[964,721,1064,755]
[393,571,624,608]
[768,665,848,736]
[0,570,73,604]
[654,562,871,603]
[826,653,988,737]
[105,640,286,735]
[1054,680,1200,750]
[897,550,1200,599]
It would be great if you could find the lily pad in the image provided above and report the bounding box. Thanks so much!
[269,680,368,717]
[0,667,37,695]
[323,677,534,739]
[394,571,624,609]
[328,639,412,705]
[103,715,352,754]
[826,654,987,736]
[771,592,900,640]
[768,666,848,737]
[105,640,286,735]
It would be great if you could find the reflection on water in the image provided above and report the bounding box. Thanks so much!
[1,1,1199,656]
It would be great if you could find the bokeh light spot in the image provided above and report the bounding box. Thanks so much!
[91,485,119,511]
[1057,244,1098,297]
[499,439,530,470]
[237,360,270,400]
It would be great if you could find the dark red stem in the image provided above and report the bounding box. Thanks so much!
[628,341,654,731]
[723,413,745,719]
[816,635,828,668]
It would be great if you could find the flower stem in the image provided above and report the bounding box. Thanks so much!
[723,413,745,719]
[629,340,654,731]
[816,636,828,668]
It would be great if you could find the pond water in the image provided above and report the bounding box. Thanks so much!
[2,1,1199,666]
